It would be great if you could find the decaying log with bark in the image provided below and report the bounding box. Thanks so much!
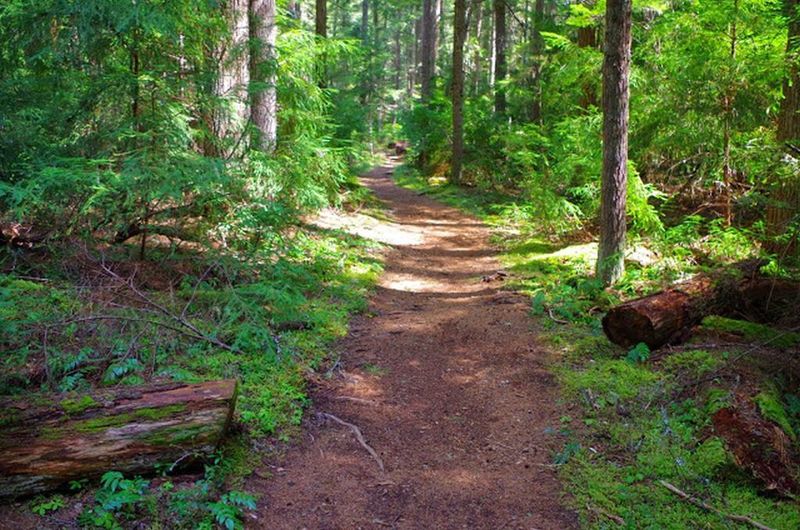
[0,380,237,498]
[602,265,800,349]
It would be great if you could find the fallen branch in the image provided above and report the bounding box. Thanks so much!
[98,261,242,354]
[333,396,380,406]
[546,306,569,325]
[586,503,625,526]
[658,480,774,530]
[320,412,385,472]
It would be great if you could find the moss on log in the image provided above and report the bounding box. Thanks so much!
[0,380,237,499]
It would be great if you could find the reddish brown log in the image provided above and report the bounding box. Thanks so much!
[602,275,718,349]
[0,380,237,498]
[713,396,799,497]
[602,271,800,349]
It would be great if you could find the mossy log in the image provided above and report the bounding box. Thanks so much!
[0,380,237,499]
[602,271,800,350]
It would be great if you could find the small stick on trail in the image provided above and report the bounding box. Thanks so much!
[320,412,385,472]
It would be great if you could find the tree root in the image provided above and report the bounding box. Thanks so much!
[658,480,774,530]
[320,412,385,472]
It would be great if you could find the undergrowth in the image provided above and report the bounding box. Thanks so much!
[395,165,800,530]
[1,198,383,528]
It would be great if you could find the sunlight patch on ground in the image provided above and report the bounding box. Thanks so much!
[309,208,424,246]
[380,273,445,293]
[527,241,657,267]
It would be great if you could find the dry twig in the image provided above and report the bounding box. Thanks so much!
[320,412,385,472]
[658,480,774,530]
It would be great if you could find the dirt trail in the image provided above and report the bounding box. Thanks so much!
[250,162,578,529]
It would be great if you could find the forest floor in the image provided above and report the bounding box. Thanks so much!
[248,160,579,529]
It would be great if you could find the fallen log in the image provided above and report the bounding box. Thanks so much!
[0,380,237,498]
[602,270,800,349]
[602,274,722,349]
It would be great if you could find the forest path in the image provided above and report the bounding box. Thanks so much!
[250,160,578,529]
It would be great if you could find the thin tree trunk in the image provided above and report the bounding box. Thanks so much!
[530,0,545,122]
[471,2,483,96]
[315,0,327,36]
[250,0,278,152]
[452,0,468,183]
[493,0,507,115]
[489,8,496,88]
[596,0,632,286]
[577,0,599,109]
[361,0,369,40]
[213,0,251,156]
[767,0,800,254]
[722,0,739,226]
[421,0,437,100]
[394,30,402,90]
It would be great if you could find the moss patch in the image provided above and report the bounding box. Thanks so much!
[702,316,800,348]
[71,404,187,433]
[60,395,99,415]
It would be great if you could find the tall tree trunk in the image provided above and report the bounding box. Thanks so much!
[529,0,545,122]
[250,0,278,152]
[767,0,800,254]
[361,0,369,40]
[452,0,468,183]
[596,0,632,286]
[471,2,483,96]
[394,30,402,90]
[722,0,739,226]
[421,0,437,100]
[212,0,251,157]
[577,0,599,109]
[493,0,507,116]
[315,0,327,37]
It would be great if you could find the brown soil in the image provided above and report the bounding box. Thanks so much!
[248,162,578,529]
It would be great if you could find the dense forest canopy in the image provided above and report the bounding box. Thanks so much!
[1,0,800,528]
[2,0,797,267]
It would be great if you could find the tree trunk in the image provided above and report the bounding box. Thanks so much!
[602,271,800,349]
[577,1,599,109]
[361,0,369,40]
[493,0,507,116]
[529,0,545,122]
[766,0,800,254]
[315,0,327,37]
[421,0,437,100]
[471,1,483,96]
[0,380,237,498]
[452,0,468,183]
[213,0,251,156]
[596,0,632,286]
[250,0,278,152]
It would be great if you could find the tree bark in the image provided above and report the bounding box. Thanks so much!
[361,0,369,41]
[452,0,468,183]
[421,0,437,100]
[577,0,599,109]
[529,0,545,122]
[315,0,327,37]
[493,0,507,116]
[471,1,483,96]
[596,0,632,286]
[212,0,251,156]
[0,380,237,498]
[766,0,800,254]
[250,0,278,152]
[602,268,800,349]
